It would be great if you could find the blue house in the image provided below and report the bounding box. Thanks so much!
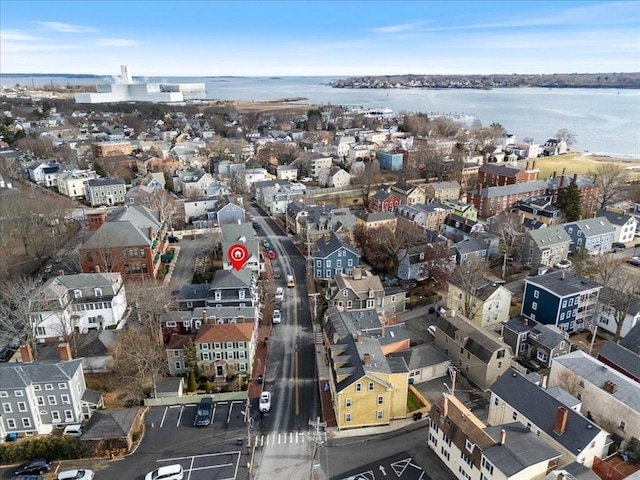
[377,151,404,171]
[562,217,615,255]
[312,231,360,279]
[522,269,602,334]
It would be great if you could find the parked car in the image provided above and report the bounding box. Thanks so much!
[428,325,437,336]
[194,397,213,427]
[14,458,52,476]
[275,287,284,302]
[252,222,260,229]
[57,469,95,480]
[10,475,44,480]
[554,260,572,269]
[168,236,179,243]
[62,424,84,438]
[627,257,640,266]
[612,242,626,249]
[287,275,295,288]
[144,464,184,480]
[259,391,272,412]
[272,309,281,324]
[44,264,53,274]
[267,250,276,259]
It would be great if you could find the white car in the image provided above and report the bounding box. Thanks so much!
[554,260,572,269]
[259,391,272,412]
[272,309,281,324]
[145,464,184,480]
[57,469,95,480]
[275,287,284,301]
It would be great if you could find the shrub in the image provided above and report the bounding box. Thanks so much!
[187,370,197,392]
[0,436,89,464]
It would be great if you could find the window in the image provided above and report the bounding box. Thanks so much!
[512,411,517,420]
[345,413,352,423]
[345,398,352,407]
[620,420,626,431]
[532,302,537,310]
[17,402,27,412]
[94,288,103,297]
[377,395,384,405]
[7,419,16,429]
[376,410,384,420]
[440,446,450,461]
[22,418,31,428]
[14,390,23,397]
[51,411,60,422]
[0,392,7,398]
[48,395,57,405]
[494,397,499,406]
[368,382,374,391]
[482,458,494,475]
[45,384,53,391]
[58,383,67,390]
[33,385,41,391]
[355,383,362,393]
[64,410,74,421]
[61,395,70,404]
[533,290,539,299]
[343,289,348,297]
[37,396,45,406]
[465,439,475,453]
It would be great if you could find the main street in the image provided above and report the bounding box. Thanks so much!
[249,205,321,480]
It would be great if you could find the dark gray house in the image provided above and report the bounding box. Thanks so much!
[502,316,571,370]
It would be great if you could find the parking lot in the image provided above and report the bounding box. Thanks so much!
[154,451,242,480]
[145,401,248,430]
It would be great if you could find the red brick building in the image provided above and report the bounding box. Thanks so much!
[477,160,539,187]
[80,204,169,280]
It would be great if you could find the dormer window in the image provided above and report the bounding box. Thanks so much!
[74,289,82,299]
[239,290,245,300]
[465,439,475,452]
[94,288,102,297]
[368,289,374,299]
[214,291,221,301]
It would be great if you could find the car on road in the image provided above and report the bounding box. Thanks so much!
[262,239,270,249]
[287,274,295,288]
[194,397,213,426]
[144,464,184,480]
[627,257,640,266]
[252,221,260,229]
[168,236,179,243]
[259,391,272,412]
[275,287,284,301]
[612,242,626,249]
[272,309,281,324]
[267,249,276,259]
[57,469,95,480]
[10,475,44,480]
[14,458,52,476]
[428,325,437,336]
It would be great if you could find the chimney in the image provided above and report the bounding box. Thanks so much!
[560,175,565,188]
[94,265,100,273]
[363,353,371,366]
[356,331,363,343]
[499,429,506,445]
[552,171,557,178]
[554,406,568,434]
[203,309,208,324]
[561,271,566,280]
[526,161,531,171]
[562,167,566,176]
[57,270,65,276]
[477,183,482,195]
[58,342,72,361]
[442,394,449,418]
[573,173,578,184]
[20,345,34,363]
[532,160,537,170]
[353,267,362,280]
[603,380,618,394]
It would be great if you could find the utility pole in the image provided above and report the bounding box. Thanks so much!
[446,362,457,395]
[309,416,327,480]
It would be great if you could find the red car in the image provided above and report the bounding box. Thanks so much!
[268,250,276,259]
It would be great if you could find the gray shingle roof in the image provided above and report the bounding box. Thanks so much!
[525,270,601,298]
[483,423,561,476]
[620,322,640,351]
[388,343,448,370]
[528,224,572,248]
[490,370,603,453]
[596,341,640,380]
[480,180,548,199]
[0,359,84,389]
[435,314,509,362]
[563,217,615,237]
[596,209,635,227]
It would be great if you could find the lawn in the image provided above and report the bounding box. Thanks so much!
[407,387,426,412]
[533,152,640,181]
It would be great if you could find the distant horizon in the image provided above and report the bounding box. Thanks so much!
[2,1,638,76]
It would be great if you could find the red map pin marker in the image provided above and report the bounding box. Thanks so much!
[228,243,250,271]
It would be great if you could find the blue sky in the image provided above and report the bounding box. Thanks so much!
[1,1,639,76]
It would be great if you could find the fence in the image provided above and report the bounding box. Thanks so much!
[144,391,248,407]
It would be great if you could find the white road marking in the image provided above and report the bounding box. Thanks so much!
[176,405,184,427]
[159,407,168,428]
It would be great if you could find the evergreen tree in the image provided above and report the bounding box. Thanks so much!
[187,369,197,392]
[559,181,582,221]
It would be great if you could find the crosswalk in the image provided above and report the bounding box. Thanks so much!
[250,431,326,447]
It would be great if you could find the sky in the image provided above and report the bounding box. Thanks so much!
[1,1,639,77]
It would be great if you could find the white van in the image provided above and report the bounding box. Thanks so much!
[145,464,184,480]
[287,275,295,288]
[62,424,83,438]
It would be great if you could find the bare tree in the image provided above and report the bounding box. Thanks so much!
[587,163,629,210]
[0,277,44,358]
[448,258,489,322]
[420,241,454,287]
[16,135,56,159]
[555,128,577,147]
[487,212,524,279]
[353,159,381,211]
[595,270,640,341]
[146,189,178,230]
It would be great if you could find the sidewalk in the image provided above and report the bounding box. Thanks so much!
[248,324,271,399]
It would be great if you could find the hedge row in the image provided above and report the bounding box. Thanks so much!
[0,435,88,464]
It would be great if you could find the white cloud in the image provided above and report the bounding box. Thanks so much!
[34,21,98,33]
[0,29,81,53]
[368,21,423,34]
[93,38,141,47]
[0,30,43,42]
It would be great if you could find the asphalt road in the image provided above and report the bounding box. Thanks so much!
[249,205,321,480]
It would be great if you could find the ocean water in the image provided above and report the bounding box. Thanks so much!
[2,75,639,157]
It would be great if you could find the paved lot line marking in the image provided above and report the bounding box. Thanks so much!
[227,402,234,424]
[260,435,264,447]
[190,463,233,471]
[187,456,195,480]
[159,407,168,428]
[158,451,242,461]
[176,405,184,427]
[289,432,293,443]
[278,432,282,445]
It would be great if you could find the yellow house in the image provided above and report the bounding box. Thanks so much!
[323,307,409,430]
